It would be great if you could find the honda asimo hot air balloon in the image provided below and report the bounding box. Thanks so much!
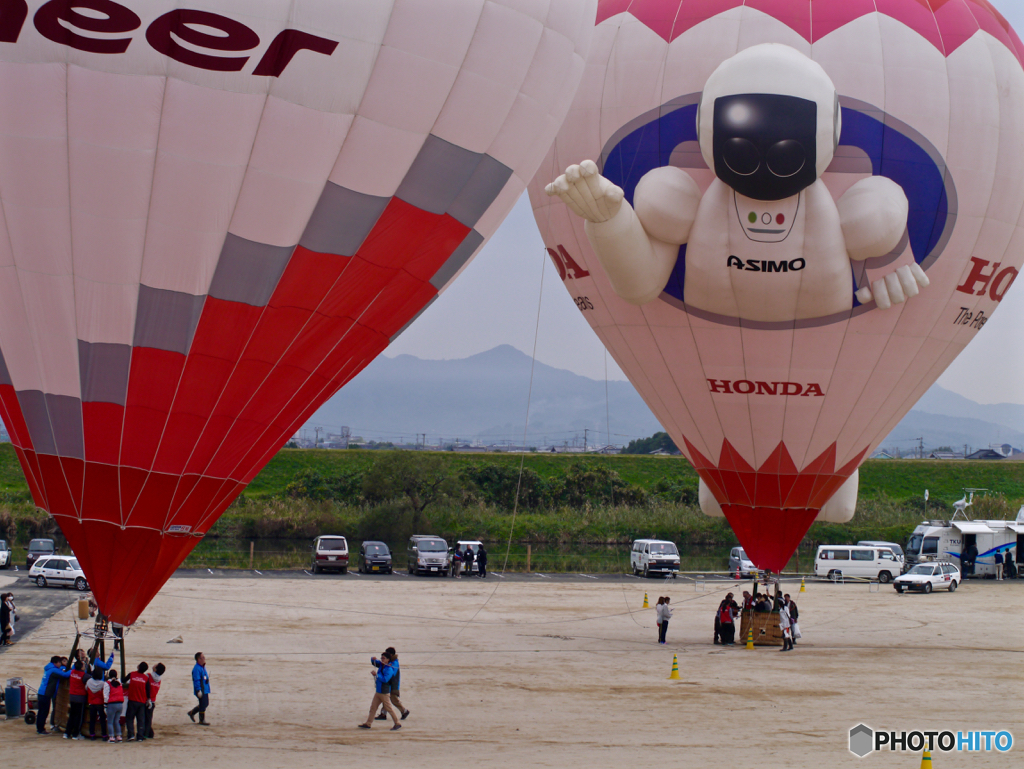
[530,0,1024,572]
[0,0,596,623]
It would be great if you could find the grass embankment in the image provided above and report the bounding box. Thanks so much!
[2,445,1023,563]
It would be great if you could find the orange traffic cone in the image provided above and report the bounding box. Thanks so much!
[733,567,740,580]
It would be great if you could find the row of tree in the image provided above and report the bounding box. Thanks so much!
[284,453,698,530]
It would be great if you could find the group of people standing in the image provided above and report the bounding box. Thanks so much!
[710,590,800,650]
[1,592,15,645]
[35,648,164,742]
[359,646,410,730]
[451,545,488,578]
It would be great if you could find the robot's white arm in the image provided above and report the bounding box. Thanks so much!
[546,162,699,305]
[839,176,929,309]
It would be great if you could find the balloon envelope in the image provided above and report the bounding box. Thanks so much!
[0,0,596,622]
[529,0,1024,570]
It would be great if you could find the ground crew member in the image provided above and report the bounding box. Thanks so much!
[65,660,88,739]
[125,662,151,741]
[86,668,109,740]
[36,655,70,735]
[145,662,165,738]
[106,671,125,742]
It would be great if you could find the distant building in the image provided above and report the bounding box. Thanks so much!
[967,448,1005,460]
[870,450,897,459]
[927,451,964,460]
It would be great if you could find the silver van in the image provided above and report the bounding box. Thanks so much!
[407,535,449,576]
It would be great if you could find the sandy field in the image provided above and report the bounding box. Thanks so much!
[0,572,1021,768]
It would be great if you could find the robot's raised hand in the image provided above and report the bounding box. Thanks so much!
[854,263,930,310]
[545,160,624,223]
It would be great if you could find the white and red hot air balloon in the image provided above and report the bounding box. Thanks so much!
[530,0,1024,571]
[0,0,596,623]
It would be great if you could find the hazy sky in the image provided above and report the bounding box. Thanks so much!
[386,0,1024,406]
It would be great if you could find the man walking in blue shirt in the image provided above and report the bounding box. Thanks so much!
[188,652,211,726]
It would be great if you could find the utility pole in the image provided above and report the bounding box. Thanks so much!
[314,426,321,448]
[584,428,588,452]
[964,443,969,460]
[913,436,923,459]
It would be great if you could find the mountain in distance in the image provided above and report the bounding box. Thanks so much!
[302,345,1024,453]
[304,345,664,446]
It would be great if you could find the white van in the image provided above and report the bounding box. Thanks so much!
[813,545,902,583]
[630,539,680,577]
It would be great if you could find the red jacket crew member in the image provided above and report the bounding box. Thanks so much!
[124,662,151,742]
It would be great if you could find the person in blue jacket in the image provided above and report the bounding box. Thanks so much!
[88,648,115,673]
[188,652,211,725]
[359,651,400,730]
[374,647,410,722]
[36,655,71,735]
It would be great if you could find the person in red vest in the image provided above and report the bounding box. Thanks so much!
[85,668,109,740]
[64,659,88,740]
[145,662,165,738]
[105,671,125,743]
[124,661,151,742]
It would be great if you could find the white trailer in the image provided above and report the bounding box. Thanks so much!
[905,518,1019,577]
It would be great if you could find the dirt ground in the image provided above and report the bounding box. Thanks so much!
[1,572,1021,767]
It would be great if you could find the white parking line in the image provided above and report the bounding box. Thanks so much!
[302,570,312,576]
[533,573,550,579]
[254,570,263,576]
[580,574,598,579]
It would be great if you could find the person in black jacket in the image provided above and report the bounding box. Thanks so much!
[477,546,488,578]
[0,592,10,645]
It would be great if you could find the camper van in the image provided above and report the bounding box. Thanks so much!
[813,546,903,582]
[905,520,1019,577]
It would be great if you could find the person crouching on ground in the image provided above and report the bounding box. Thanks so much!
[125,661,151,741]
[359,651,401,730]
[86,668,109,741]
[145,663,164,738]
[375,647,410,722]
[106,671,124,742]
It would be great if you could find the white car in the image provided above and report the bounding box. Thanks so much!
[893,562,960,594]
[0,539,11,569]
[29,555,90,591]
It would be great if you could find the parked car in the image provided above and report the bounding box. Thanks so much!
[358,541,392,574]
[630,539,681,577]
[26,538,55,569]
[407,535,449,576]
[311,535,349,574]
[454,540,484,574]
[728,546,756,577]
[0,539,11,569]
[29,556,89,591]
[893,562,960,593]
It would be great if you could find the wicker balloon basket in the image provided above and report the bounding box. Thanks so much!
[739,611,785,646]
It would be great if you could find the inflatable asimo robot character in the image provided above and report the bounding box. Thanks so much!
[547,44,928,523]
